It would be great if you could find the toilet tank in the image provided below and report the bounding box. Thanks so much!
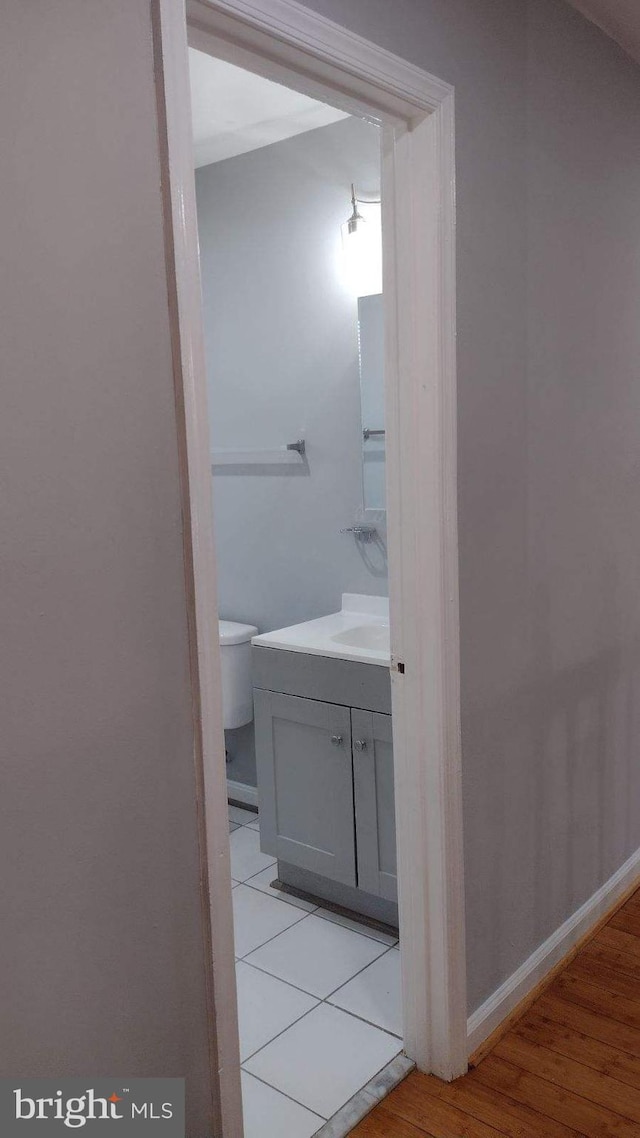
[218,619,258,730]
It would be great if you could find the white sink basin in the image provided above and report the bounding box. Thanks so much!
[331,624,390,652]
[252,594,390,667]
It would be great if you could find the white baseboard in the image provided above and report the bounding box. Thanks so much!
[467,845,640,1054]
[226,778,258,809]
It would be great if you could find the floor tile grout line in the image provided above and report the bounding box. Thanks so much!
[239,873,318,907]
[238,872,397,945]
[233,867,291,892]
[319,942,397,1001]
[241,878,319,913]
[234,872,397,951]
[237,955,319,996]
[239,946,403,1040]
[318,947,404,1037]
[237,951,321,998]
[311,907,399,946]
[323,997,403,1041]
[242,879,398,947]
[238,952,402,1058]
[233,866,278,887]
[241,1065,329,1122]
[239,998,322,1066]
[242,886,318,914]
[237,922,397,1001]
[237,934,389,1000]
[235,909,315,964]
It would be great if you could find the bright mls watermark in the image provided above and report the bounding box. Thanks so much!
[0,1079,185,1135]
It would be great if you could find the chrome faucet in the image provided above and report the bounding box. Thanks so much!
[340,524,378,543]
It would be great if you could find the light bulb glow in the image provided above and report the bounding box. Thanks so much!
[341,201,382,297]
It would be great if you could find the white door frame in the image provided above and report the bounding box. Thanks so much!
[154,0,467,1130]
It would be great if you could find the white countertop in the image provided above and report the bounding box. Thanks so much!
[252,593,390,667]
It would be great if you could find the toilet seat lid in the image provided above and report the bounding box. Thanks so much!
[219,619,258,645]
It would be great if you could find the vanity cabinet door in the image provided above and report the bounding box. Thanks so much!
[352,710,397,902]
[254,689,356,886]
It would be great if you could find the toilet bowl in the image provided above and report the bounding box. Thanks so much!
[219,619,258,730]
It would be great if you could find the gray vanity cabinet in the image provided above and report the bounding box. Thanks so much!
[352,711,397,902]
[254,689,356,886]
[253,648,397,908]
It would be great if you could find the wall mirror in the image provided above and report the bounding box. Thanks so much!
[357,292,385,513]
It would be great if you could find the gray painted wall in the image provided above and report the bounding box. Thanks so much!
[0,3,217,1132]
[9,0,636,1091]
[196,116,385,786]
[294,0,640,1013]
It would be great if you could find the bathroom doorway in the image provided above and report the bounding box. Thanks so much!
[192,44,405,1135]
[154,0,466,1134]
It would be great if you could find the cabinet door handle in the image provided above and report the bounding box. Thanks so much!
[330,734,343,746]
[354,738,367,752]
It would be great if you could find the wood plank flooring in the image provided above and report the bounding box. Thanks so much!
[352,886,640,1138]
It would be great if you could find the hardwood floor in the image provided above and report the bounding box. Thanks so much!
[352,886,640,1137]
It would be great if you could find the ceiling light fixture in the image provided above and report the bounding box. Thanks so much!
[347,183,364,235]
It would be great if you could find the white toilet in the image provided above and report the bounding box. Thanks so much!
[218,619,258,730]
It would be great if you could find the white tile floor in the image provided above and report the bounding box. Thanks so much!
[228,804,403,1138]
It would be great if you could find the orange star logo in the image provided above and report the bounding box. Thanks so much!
[108,1094,123,1103]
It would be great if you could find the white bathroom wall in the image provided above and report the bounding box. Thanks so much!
[195,114,384,786]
